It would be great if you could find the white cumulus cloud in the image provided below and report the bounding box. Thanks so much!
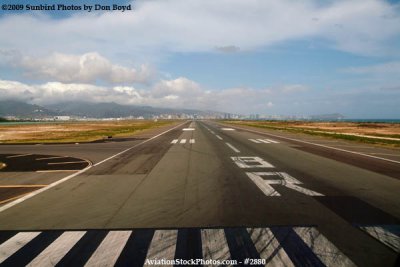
[0,78,292,113]
[15,52,152,84]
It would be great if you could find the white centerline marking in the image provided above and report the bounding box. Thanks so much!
[257,139,271,143]
[226,143,240,153]
[180,139,187,144]
[183,128,195,131]
[221,128,235,131]
[225,125,400,164]
[216,135,223,140]
[190,139,195,144]
[0,121,189,213]
[171,139,179,144]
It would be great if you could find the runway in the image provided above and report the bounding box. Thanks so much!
[0,120,398,266]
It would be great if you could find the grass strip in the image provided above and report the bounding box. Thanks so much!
[222,120,400,147]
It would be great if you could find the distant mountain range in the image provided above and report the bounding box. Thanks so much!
[0,100,58,118]
[0,100,223,119]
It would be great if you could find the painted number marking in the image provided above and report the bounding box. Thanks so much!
[231,157,274,168]
[246,172,324,197]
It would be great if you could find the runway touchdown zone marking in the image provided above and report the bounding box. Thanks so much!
[0,227,354,267]
[171,139,195,145]
[249,138,279,144]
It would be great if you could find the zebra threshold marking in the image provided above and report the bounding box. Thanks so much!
[0,226,355,266]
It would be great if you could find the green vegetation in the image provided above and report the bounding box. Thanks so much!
[0,117,8,122]
[223,120,400,147]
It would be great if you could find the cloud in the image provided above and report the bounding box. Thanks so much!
[0,0,399,57]
[380,85,400,91]
[342,61,400,75]
[279,84,310,93]
[0,78,283,113]
[14,52,152,84]
[215,45,240,53]
[2,77,398,117]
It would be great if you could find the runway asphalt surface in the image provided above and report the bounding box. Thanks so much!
[0,120,398,266]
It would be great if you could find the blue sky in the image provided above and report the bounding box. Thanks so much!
[1,0,400,118]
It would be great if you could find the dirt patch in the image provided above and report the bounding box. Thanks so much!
[0,120,177,143]
[290,122,400,137]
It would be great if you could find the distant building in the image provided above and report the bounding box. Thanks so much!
[54,116,71,121]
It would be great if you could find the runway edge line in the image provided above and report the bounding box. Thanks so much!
[0,121,189,213]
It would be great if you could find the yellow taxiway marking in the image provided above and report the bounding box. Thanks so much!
[47,161,87,165]
[36,170,78,173]
[0,185,48,188]
[36,156,67,161]
[6,154,32,158]
[0,193,32,205]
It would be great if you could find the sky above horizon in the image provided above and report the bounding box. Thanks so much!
[1,0,400,118]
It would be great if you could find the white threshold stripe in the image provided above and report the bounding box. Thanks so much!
[190,139,195,144]
[201,229,231,263]
[47,161,87,165]
[171,139,178,144]
[36,156,67,161]
[0,232,41,264]
[216,135,223,140]
[225,143,240,153]
[6,154,32,158]
[145,230,178,264]
[0,121,188,213]
[360,226,400,252]
[225,125,400,164]
[249,139,260,143]
[180,139,187,144]
[247,228,294,267]
[265,138,279,143]
[28,231,86,267]
[294,227,356,267]
[257,139,271,143]
[84,231,132,267]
